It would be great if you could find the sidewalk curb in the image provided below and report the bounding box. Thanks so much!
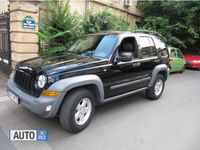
[0,72,9,80]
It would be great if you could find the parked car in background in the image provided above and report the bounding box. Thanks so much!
[168,47,186,73]
[184,51,200,69]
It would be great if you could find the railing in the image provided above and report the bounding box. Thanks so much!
[0,11,12,76]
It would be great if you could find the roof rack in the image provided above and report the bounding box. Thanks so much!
[132,30,163,37]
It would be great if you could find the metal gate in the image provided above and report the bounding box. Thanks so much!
[0,12,12,76]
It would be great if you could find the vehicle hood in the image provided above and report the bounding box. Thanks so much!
[184,54,200,61]
[17,53,107,76]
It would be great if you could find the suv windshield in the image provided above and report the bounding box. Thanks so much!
[68,35,118,59]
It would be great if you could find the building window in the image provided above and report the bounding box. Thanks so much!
[124,0,132,7]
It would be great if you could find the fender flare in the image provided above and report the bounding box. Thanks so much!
[48,74,104,102]
[148,64,169,87]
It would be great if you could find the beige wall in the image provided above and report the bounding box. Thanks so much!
[39,0,87,21]
[99,0,138,12]
[39,0,142,24]
[69,0,86,15]
[0,0,9,12]
[89,0,142,24]
[9,0,40,66]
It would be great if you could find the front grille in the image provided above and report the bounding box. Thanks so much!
[14,70,39,97]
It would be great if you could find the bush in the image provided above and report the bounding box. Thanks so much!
[38,0,83,56]
[82,9,132,34]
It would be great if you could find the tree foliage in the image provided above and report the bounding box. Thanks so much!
[82,10,132,34]
[138,1,200,50]
[38,0,82,56]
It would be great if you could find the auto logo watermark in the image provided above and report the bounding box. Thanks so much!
[10,130,48,141]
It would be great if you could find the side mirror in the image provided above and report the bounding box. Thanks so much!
[117,52,133,62]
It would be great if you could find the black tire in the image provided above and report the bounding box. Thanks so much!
[59,88,95,133]
[146,74,165,100]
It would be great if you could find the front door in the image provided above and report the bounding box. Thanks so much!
[176,49,186,70]
[169,48,179,72]
[101,36,158,98]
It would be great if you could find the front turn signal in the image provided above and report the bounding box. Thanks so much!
[41,90,60,97]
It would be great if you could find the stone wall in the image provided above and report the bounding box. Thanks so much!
[0,0,9,12]
[9,0,41,68]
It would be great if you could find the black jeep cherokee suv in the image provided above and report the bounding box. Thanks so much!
[7,31,170,133]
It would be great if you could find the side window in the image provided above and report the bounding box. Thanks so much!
[148,38,157,56]
[176,49,183,58]
[118,37,136,58]
[138,36,156,58]
[154,37,168,57]
[170,49,177,58]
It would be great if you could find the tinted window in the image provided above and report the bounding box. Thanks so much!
[68,35,118,59]
[154,37,168,57]
[139,36,156,58]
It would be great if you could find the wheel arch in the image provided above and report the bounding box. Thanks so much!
[47,75,104,115]
[148,64,169,87]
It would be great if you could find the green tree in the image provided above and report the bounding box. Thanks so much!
[38,0,82,56]
[138,1,200,50]
[82,9,132,34]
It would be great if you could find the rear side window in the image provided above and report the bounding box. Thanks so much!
[138,36,156,58]
[153,37,168,57]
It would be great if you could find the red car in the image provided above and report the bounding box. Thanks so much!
[184,51,200,69]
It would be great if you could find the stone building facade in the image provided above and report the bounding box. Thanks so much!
[0,0,9,12]
[40,0,142,25]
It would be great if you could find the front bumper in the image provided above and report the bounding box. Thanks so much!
[7,78,65,118]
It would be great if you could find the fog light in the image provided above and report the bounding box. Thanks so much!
[46,105,52,112]
[41,90,60,97]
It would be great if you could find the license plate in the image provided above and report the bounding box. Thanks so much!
[8,91,19,105]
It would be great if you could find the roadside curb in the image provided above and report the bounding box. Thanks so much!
[0,72,8,81]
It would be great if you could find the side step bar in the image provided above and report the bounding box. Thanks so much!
[103,87,148,103]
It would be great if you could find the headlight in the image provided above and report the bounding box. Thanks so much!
[37,75,47,88]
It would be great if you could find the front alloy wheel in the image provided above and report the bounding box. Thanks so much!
[59,88,95,133]
[75,98,92,126]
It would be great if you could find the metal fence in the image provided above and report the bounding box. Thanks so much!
[0,12,12,76]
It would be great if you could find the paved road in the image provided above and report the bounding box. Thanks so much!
[0,70,200,150]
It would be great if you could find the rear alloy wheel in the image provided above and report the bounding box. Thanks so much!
[59,88,95,133]
[154,79,164,96]
[146,74,165,100]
